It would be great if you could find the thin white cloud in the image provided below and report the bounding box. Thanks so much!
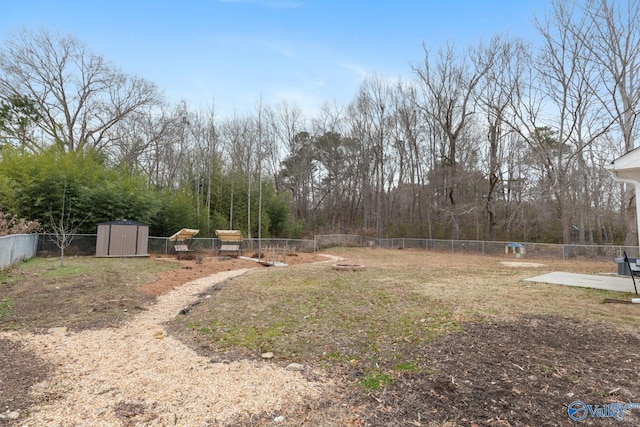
[337,60,369,81]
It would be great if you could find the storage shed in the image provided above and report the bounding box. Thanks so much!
[95,220,149,257]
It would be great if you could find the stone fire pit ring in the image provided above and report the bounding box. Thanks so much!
[332,263,365,271]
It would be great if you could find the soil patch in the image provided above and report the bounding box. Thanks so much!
[0,339,51,425]
[139,252,326,296]
[353,314,640,426]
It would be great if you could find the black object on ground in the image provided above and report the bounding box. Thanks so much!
[623,251,638,295]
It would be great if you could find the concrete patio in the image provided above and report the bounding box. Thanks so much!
[524,272,639,294]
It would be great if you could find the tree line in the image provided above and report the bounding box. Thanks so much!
[1,0,639,244]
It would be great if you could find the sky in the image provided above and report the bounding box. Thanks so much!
[0,0,547,118]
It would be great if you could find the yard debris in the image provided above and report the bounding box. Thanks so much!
[603,298,640,304]
[285,363,304,371]
[332,263,365,271]
[0,410,20,421]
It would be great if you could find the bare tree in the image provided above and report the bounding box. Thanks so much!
[473,36,529,240]
[189,103,220,236]
[505,0,614,243]
[347,76,396,237]
[571,0,640,245]
[49,183,87,266]
[220,114,256,229]
[268,100,306,192]
[412,44,491,239]
[279,131,316,221]
[395,80,431,237]
[0,29,161,152]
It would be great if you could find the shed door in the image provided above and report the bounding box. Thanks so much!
[109,225,137,256]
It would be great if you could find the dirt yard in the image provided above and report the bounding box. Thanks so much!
[1,249,640,426]
[138,251,327,297]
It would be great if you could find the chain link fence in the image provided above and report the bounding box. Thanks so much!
[37,234,98,257]
[37,234,318,257]
[26,233,639,262]
[312,234,637,260]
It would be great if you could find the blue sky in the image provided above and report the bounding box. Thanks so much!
[0,0,546,117]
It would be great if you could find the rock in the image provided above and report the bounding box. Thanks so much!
[261,352,274,359]
[273,415,285,423]
[48,326,67,335]
[7,411,19,420]
[153,331,165,339]
[285,363,304,371]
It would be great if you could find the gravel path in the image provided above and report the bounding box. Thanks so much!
[2,269,325,426]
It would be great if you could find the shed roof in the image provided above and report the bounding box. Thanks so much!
[98,219,147,226]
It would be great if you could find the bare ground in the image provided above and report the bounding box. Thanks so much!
[2,249,640,426]
[352,314,640,426]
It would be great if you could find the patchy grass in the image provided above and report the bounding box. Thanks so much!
[172,258,459,378]
[4,248,640,426]
[357,370,394,391]
[0,256,178,331]
[169,248,640,394]
[0,297,14,319]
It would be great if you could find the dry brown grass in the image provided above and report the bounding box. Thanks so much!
[170,247,640,387]
[326,247,640,327]
[166,247,640,425]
